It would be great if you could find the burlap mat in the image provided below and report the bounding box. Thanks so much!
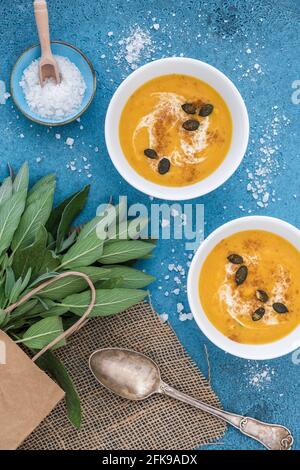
[21,302,226,450]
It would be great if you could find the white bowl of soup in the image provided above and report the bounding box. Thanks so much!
[188,216,300,360]
[105,57,249,200]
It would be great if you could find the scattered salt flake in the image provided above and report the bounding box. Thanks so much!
[159,313,168,323]
[36,156,42,163]
[161,218,170,228]
[122,27,152,69]
[177,302,184,313]
[19,133,24,139]
[55,133,61,139]
[66,137,74,147]
[246,48,252,54]
[179,312,193,321]
[171,208,179,217]
[107,31,114,37]
[153,23,160,30]
[244,362,275,391]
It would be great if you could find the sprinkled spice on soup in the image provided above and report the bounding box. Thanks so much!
[199,230,300,344]
[119,74,232,186]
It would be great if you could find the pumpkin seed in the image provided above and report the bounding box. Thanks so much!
[199,104,214,117]
[182,103,197,115]
[272,302,288,314]
[227,253,243,264]
[158,158,170,175]
[144,148,158,159]
[182,119,200,131]
[252,307,265,321]
[235,265,248,285]
[256,289,269,303]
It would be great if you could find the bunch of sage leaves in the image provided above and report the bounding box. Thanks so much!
[0,163,155,427]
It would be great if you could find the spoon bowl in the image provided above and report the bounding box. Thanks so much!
[89,348,161,401]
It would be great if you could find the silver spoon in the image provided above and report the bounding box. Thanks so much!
[89,348,293,450]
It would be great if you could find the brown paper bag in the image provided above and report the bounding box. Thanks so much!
[0,330,65,450]
[0,271,96,449]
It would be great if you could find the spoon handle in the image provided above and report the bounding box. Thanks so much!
[160,381,293,450]
[34,0,51,56]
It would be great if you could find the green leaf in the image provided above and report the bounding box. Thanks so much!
[0,189,27,257]
[57,231,76,254]
[99,276,123,289]
[59,230,104,270]
[36,351,81,428]
[77,204,117,241]
[5,267,15,299]
[56,185,90,251]
[101,265,155,288]
[9,299,38,319]
[38,250,61,275]
[98,240,155,264]
[37,267,110,300]
[21,316,66,350]
[12,178,56,252]
[13,162,29,194]
[8,276,23,305]
[26,174,55,205]
[0,308,8,328]
[0,177,13,206]
[61,288,148,317]
[12,225,48,279]
[107,216,149,242]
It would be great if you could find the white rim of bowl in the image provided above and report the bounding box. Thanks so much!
[187,216,300,360]
[105,57,249,200]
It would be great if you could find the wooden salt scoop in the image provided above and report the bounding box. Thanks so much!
[34,0,60,86]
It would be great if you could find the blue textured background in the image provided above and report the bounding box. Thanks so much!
[0,0,299,450]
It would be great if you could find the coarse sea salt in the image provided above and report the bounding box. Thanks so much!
[20,55,86,119]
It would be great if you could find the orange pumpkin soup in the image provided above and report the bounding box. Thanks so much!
[199,230,300,344]
[119,74,232,186]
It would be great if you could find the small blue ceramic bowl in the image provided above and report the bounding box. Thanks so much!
[11,40,96,126]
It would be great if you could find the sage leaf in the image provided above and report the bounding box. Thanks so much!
[0,189,27,257]
[99,276,123,289]
[56,185,90,251]
[0,177,13,206]
[38,267,110,300]
[78,205,117,241]
[107,216,148,241]
[61,288,148,317]
[8,298,38,320]
[36,351,81,428]
[98,240,155,264]
[5,267,15,299]
[12,180,55,252]
[38,249,61,275]
[59,231,104,270]
[13,162,29,194]
[12,225,48,279]
[101,265,155,288]
[21,316,66,350]
[26,174,55,205]
[47,190,82,237]
[0,308,8,328]
[57,230,76,254]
